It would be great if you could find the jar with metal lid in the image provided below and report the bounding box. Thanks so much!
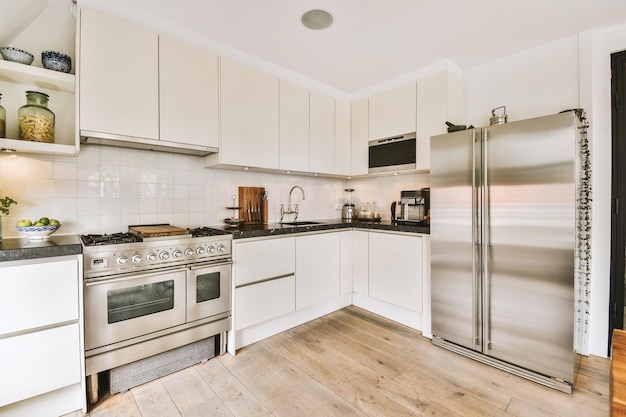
[0,93,5,138]
[18,91,54,143]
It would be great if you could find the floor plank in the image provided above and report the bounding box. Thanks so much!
[81,306,610,417]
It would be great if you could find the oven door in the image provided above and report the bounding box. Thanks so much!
[187,260,232,323]
[84,267,187,351]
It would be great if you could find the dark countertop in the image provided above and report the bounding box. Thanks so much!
[209,218,430,239]
[0,234,82,263]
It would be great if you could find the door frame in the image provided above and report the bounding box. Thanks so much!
[609,50,626,354]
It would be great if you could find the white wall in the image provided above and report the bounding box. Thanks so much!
[463,35,580,127]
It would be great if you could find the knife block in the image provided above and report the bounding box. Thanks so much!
[238,186,267,224]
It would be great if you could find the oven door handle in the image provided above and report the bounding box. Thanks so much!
[188,259,233,270]
[84,266,188,287]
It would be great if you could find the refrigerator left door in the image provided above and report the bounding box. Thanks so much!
[430,129,482,351]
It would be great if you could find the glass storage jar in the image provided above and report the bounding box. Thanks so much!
[19,91,54,143]
[0,93,5,138]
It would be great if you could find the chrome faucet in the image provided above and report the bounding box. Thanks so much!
[280,185,305,223]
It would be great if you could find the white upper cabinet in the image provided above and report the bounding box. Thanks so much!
[309,90,335,174]
[213,57,279,169]
[351,98,369,176]
[159,36,219,148]
[80,8,159,140]
[279,79,309,172]
[416,71,462,171]
[334,98,351,176]
[368,82,416,140]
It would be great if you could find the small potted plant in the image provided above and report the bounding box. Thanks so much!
[0,196,17,240]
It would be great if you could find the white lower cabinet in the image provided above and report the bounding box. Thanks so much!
[368,231,423,312]
[352,230,370,295]
[235,276,295,330]
[0,255,84,415]
[233,236,295,330]
[295,232,340,309]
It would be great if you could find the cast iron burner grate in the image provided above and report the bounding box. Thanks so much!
[189,227,230,238]
[81,232,142,246]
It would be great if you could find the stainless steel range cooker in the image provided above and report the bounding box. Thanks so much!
[81,225,232,403]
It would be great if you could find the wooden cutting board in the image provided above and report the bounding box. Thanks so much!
[129,225,190,238]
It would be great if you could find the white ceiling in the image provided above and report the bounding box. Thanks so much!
[28,1,626,94]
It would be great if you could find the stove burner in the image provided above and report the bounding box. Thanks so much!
[81,233,142,246]
[189,227,230,238]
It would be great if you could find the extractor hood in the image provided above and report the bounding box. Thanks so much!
[80,131,218,156]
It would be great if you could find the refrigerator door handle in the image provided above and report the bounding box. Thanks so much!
[482,128,491,351]
[472,130,481,350]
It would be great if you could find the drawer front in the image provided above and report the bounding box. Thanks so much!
[0,258,79,335]
[235,275,295,330]
[0,324,81,407]
[234,237,295,286]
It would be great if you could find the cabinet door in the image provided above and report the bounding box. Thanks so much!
[0,258,79,335]
[220,58,279,169]
[369,232,423,312]
[0,324,81,407]
[234,237,295,286]
[296,233,340,309]
[159,35,219,148]
[80,9,159,139]
[339,231,353,295]
[352,230,369,295]
[279,80,309,171]
[235,276,295,330]
[416,71,463,171]
[334,99,351,176]
[369,82,416,140]
[309,91,335,174]
[351,98,369,176]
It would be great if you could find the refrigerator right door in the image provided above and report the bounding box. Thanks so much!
[484,113,576,383]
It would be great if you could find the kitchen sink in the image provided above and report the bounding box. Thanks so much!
[282,221,322,226]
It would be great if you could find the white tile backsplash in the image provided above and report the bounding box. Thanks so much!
[0,144,429,236]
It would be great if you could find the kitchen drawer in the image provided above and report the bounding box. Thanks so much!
[0,257,79,336]
[235,275,295,330]
[0,323,81,407]
[234,237,295,286]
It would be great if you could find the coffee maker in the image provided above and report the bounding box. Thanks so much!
[391,188,430,225]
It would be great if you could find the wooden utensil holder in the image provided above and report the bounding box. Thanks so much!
[239,186,267,224]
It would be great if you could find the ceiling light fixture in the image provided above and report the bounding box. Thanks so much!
[301,9,334,30]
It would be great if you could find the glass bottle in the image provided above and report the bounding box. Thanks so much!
[18,91,55,143]
[0,93,5,138]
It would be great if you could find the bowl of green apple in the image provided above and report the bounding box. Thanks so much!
[16,217,61,239]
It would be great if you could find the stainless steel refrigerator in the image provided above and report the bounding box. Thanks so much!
[430,111,581,394]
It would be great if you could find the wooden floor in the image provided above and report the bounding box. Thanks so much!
[82,306,610,417]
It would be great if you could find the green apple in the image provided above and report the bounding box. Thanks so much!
[49,219,60,226]
[16,219,32,227]
[38,217,50,225]
[34,222,45,226]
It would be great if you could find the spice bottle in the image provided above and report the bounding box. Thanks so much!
[18,91,54,143]
[0,93,5,138]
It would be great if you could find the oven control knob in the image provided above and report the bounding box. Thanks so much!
[146,252,157,262]
[207,245,216,253]
[172,250,183,258]
[184,248,194,257]
[196,247,206,255]
[131,254,142,263]
[117,256,129,265]
[217,244,226,253]
[160,251,170,260]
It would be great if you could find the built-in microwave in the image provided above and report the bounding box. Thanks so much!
[368,132,416,173]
